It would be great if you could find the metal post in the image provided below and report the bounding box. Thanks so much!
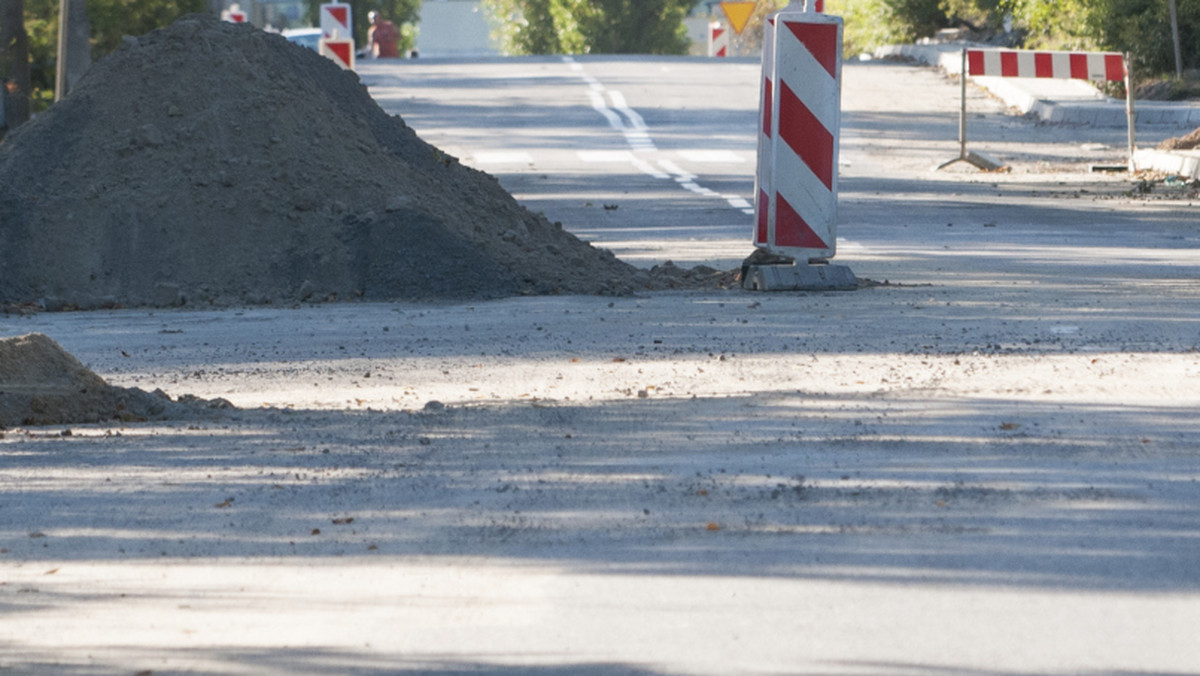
[959,47,968,158]
[1169,0,1183,80]
[1125,52,1137,173]
[936,48,1002,171]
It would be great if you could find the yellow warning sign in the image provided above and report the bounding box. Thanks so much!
[720,1,757,35]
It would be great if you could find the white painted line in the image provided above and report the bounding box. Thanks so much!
[680,182,718,197]
[657,159,696,181]
[579,150,669,179]
[630,156,671,179]
[725,197,753,210]
[608,90,647,131]
[471,151,534,164]
[578,150,634,163]
[588,90,626,132]
[678,150,745,164]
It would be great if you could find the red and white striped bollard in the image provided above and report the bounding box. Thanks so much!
[746,0,855,290]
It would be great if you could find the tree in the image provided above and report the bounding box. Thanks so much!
[1,0,32,131]
[303,0,420,54]
[1005,0,1198,76]
[10,0,205,116]
[484,0,700,55]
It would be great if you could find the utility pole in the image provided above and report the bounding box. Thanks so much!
[1,0,32,132]
[1169,0,1183,79]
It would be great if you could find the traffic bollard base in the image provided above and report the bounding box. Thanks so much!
[742,262,858,292]
[936,150,1005,172]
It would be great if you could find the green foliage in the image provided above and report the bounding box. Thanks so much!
[23,0,57,103]
[1006,0,1199,75]
[483,0,699,55]
[829,0,1196,76]
[828,0,944,55]
[302,0,420,53]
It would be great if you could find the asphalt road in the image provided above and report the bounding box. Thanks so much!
[2,56,1198,675]
[359,55,1194,274]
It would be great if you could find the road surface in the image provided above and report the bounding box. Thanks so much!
[1,56,1198,675]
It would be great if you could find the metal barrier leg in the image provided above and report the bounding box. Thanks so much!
[936,48,1005,172]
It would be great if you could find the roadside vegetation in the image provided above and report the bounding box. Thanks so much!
[828,0,1199,88]
[482,0,698,54]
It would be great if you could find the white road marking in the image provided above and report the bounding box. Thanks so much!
[587,90,627,133]
[678,150,745,163]
[566,57,751,215]
[578,150,672,180]
[471,151,534,164]
[656,159,695,181]
[631,157,671,180]
[578,150,635,163]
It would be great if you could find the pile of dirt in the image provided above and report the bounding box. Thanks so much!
[1157,126,1200,151]
[1135,77,1200,102]
[0,14,668,309]
[0,333,230,427]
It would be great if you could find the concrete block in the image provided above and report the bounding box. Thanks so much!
[742,264,858,292]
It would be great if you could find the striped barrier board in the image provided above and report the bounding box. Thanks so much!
[967,49,1125,82]
[753,0,841,261]
[320,3,352,40]
[320,38,356,70]
[941,48,1135,172]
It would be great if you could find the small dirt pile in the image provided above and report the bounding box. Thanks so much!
[0,14,654,309]
[1158,126,1200,151]
[0,333,230,427]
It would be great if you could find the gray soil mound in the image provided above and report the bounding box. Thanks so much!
[1158,126,1200,151]
[0,14,661,309]
[0,333,230,427]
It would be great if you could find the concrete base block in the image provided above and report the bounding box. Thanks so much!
[742,263,858,292]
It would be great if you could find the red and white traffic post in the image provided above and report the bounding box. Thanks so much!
[319,3,356,70]
[222,3,247,22]
[708,22,729,58]
[746,0,856,291]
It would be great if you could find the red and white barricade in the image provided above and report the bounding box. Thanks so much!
[967,48,1124,82]
[319,3,355,70]
[709,22,729,57]
[320,3,352,39]
[753,0,842,261]
[319,39,356,70]
[942,48,1134,171]
[222,4,247,22]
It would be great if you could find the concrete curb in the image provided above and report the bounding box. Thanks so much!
[1134,148,1200,179]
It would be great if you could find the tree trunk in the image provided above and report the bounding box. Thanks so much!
[1,0,32,131]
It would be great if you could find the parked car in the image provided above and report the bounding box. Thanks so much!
[282,27,322,51]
